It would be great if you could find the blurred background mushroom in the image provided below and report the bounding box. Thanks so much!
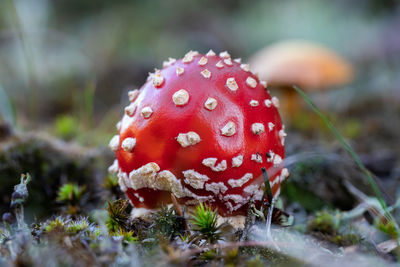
[248,40,354,122]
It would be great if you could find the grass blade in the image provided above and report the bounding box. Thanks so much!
[0,83,16,126]
[293,85,398,236]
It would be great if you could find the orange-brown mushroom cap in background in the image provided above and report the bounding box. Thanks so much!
[108,50,288,221]
[249,40,354,89]
[248,40,354,120]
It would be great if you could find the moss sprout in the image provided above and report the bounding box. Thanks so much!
[190,203,223,244]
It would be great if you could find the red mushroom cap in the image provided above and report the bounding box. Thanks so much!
[108,50,288,216]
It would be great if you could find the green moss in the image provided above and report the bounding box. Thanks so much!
[106,199,132,234]
[190,203,220,243]
[307,210,340,235]
[147,206,185,241]
[54,115,80,140]
[57,183,86,204]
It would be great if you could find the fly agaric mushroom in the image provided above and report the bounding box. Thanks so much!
[108,50,288,221]
[248,40,354,118]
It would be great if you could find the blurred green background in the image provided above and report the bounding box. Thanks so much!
[0,0,399,147]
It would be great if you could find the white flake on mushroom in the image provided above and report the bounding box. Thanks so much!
[128,90,139,102]
[205,182,228,195]
[221,121,236,136]
[183,169,210,189]
[249,100,259,106]
[201,69,211,79]
[227,173,253,188]
[260,81,267,88]
[246,76,257,88]
[176,67,185,76]
[206,50,216,57]
[279,127,287,146]
[176,132,201,147]
[234,58,241,63]
[268,122,275,131]
[272,96,280,108]
[223,194,246,204]
[152,72,164,87]
[126,162,208,199]
[219,51,230,58]
[117,171,128,192]
[240,64,250,72]
[231,155,243,167]
[163,57,176,67]
[141,106,153,118]
[280,168,290,183]
[182,50,198,63]
[202,158,227,172]
[109,135,120,152]
[243,184,259,195]
[204,97,217,110]
[224,58,233,66]
[198,56,208,66]
[108,159,119,174]
[215,61,224,68]
[115,121,121,131]
[226,77,238,91]
[125,103,136,116]
[273,154,283,166]
[264,99,272,107]
[266,150,275,163]
[251,123,265,135]
[251,153,263,163]
[121,137,136,152]
[172,89,189,106]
